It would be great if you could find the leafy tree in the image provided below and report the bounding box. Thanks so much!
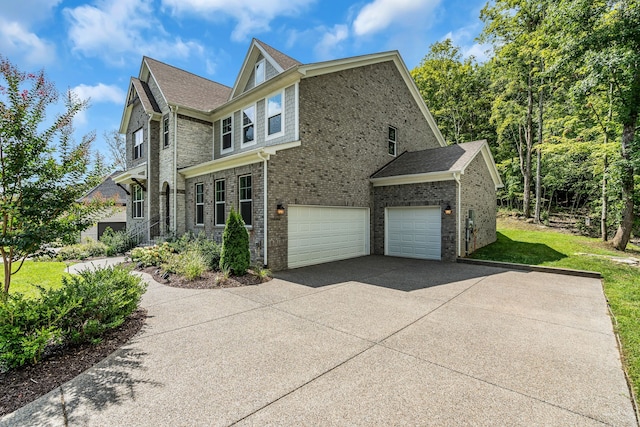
[219,208,250,275]
[480,0,549,218]
[0,56,106,295]
[411,40,495,145]
[550,0,640,250]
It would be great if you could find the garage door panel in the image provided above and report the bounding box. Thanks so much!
[288,206,369,269]
[386,207,441,260]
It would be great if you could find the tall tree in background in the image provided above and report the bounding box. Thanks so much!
[0,57,106,295]
[551,0,639,250]
[103,129,126,172]
[411,40,494,145]
[480,0,548,218]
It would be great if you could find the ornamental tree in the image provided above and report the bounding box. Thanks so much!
[219,208,250,275]
[0,56,107,295]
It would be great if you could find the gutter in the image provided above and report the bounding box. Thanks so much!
[146,113,152,241]
[173,106,178,233]
[454,172,462,257]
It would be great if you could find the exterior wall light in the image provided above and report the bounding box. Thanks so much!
[276,204,285,215]
[444,204,452,215]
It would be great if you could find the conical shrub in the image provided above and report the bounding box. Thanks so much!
[219,208,250,275]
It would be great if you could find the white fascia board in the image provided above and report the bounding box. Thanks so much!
[229,40,286,100]
[457,141,504,190]
[180,140,301,179]
[113,163,147,185]
[370,171,457,187]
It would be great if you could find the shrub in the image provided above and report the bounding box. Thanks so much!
[56,239,107,261]
[219,209,250,275]
[100,227,135,256]
[0,264,146,371]
[130,243,174,267]
[195,235,221,271]
[179,250,207,280]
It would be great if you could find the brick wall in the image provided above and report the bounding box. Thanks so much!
[459,153,497,256]
[373,182,458,262]
[267,60,441,270]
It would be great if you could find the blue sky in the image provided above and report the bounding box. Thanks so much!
[1,0,490,160]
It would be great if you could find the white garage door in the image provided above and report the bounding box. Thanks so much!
[386,207,441,260]
[288,205,369,268]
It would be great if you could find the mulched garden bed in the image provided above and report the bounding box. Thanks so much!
[0,308,147,417]
[138,265,270,289]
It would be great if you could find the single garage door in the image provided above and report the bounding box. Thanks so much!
[386,206,441,260]
[288,205,369,268]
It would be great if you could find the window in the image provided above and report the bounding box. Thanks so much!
[239,175,252,226]
[163,117,169,148]
[215,179,225,226]
[242,106,255,145]
[133,128,144,159]
[195,183,204,225]
[266,92,283,137]
[133,184,144,218]
[388,126,397,156]
[221,116,233,153]
[255,59,265,85]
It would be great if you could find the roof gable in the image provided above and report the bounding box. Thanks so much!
[371,140,503,189]
[229,38,301,99]
[80,172,128,204]
[143,57,231,112]
[119,77,161,133]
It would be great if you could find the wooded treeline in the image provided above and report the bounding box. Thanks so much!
[411,0,639,250]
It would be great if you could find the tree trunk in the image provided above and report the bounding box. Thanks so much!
[523,66,534,218]
[611,119,636,251]
[534,79,543,223]
[601,154,608,241]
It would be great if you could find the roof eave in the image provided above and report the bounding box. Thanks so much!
[370,171,458,187]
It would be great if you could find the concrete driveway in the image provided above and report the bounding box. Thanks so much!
[2,256,637,426]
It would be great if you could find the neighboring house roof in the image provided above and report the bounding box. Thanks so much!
[143,57,232,112]
[131,78,161,114]
[371,140,503,189]
[80,172,128,205]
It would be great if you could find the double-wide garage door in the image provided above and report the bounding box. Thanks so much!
[386,206,441,260]
[288,205,369,269]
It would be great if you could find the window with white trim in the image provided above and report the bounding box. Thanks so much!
[221,116,233,153]
[255,59,265,85]
[163,117,169,148]
[133,184,144,218]
[388,126,397,156]
[266,92,283,137]
[215,179,225,226]
[242,106,255,146]
[239,175,252,226]
[133,128,143,159]
[195,183,204,225]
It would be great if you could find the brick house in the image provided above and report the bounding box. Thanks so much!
[115,39,503,270]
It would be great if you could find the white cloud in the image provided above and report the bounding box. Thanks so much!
[161,0,315,41]
[0,18,56,65]
[71,83,125,104]
[441,24,491,63]
[314,25,349,60]
[353,0,440,37]
[64,0,203,65]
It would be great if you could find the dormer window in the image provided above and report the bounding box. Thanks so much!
[255,59,265,85]
[242,106,255,146]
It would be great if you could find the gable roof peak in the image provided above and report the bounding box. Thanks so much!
[252,38,301,71]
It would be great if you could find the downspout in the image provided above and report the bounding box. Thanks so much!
[454,172,462,258]
[146,113,152,242]
[172,106,178,233]
[258,151,268,267]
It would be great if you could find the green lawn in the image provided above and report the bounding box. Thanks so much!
[3,261,71,298]
[471,217,640,400]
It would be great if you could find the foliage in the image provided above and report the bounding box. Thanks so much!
[0,264,146,372]
[411,39,495,145]
[162,250,207,280]
[252,265,272,281]
[470,218,640,398]
[56,239,108,261]
[219,208,250,275]
[164,232,221,271]
[100,227,135,256]
[130,243,174,267]
[0,56,108,295]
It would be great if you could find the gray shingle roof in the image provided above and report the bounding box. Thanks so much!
[144,57,232,111]
[371,140,486,178]
[81,172,128,205]
[131,78,161,114]
[254,39,301,70]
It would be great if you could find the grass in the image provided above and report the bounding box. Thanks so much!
[2,261,71,299]
[471,217,640,401]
